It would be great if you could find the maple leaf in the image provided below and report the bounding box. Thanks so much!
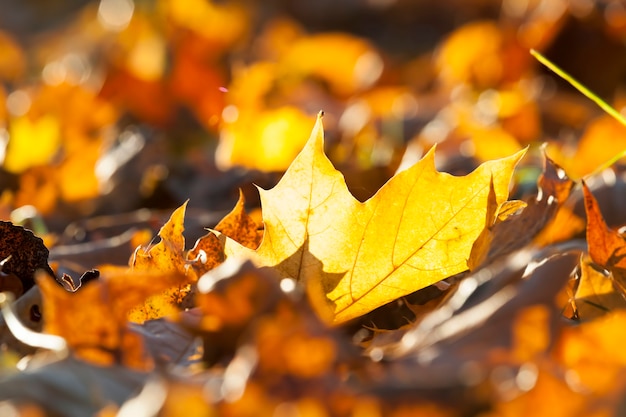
[129,202,198,322]
[221,113,525,323]
[131,201,188,275]
[583,182,626,294]
[128,193,262,322]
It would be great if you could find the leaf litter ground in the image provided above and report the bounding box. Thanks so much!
[3,113,626,416]
[3,2,626,416]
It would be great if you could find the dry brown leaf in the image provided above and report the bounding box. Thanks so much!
[584,182,626,268]
[573,256,626,321]
[469,153,573,269]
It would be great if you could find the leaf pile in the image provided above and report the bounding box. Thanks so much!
[3,1,626,416]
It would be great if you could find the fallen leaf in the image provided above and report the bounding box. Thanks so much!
[131,201,189,275]
[0,356,149,417]
[0,221,55,293]
[469,152,573,269]
[187,190,261,278]
[211,189,262,250]
[584,181,626,268]
[38,267,186,369]
[572,256,626,321]
[129,197,264,322]
[583,182,626,294]
[222,113,524,323]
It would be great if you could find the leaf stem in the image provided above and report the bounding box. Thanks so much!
[530,49,626,127]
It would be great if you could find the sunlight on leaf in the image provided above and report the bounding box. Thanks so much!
[212,190,262,250]
[583,183,626,271]
[223,113,525,323]
[131,201,188,274]
[573,256,626,321]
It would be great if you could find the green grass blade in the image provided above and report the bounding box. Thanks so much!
[530,49,626,127]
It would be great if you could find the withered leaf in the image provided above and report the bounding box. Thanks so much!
[573,256,626,321]
[186,190,261,278]
[583,182,626,270]
[131,202,188,275]
[0,221,55,294]
[38,267,187,370]
[469,153,573,269]
[212,189,262,250]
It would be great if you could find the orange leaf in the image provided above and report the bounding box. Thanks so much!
[213,189,262,250]
[186,191,261,278]
[38,267,187,369]
[583,182,626,270]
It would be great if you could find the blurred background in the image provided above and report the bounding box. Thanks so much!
[1,0,625,249]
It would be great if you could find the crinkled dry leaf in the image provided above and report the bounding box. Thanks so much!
[222,113,524,323]
[583,181,626,300]
[187,190,261,278]
[129,201,205,321]
[469,153,573,269]
[573,256,626,321]
[129,195,264,322]
[131,201,188,274]
[213,190,262,250]
[38,267,186,369]
[583,182,626,271]
[0,221,55,293]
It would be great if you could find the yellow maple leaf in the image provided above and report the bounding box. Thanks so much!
[128,194,262,322]
[221,113,525,323]
[129,201,197,322]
